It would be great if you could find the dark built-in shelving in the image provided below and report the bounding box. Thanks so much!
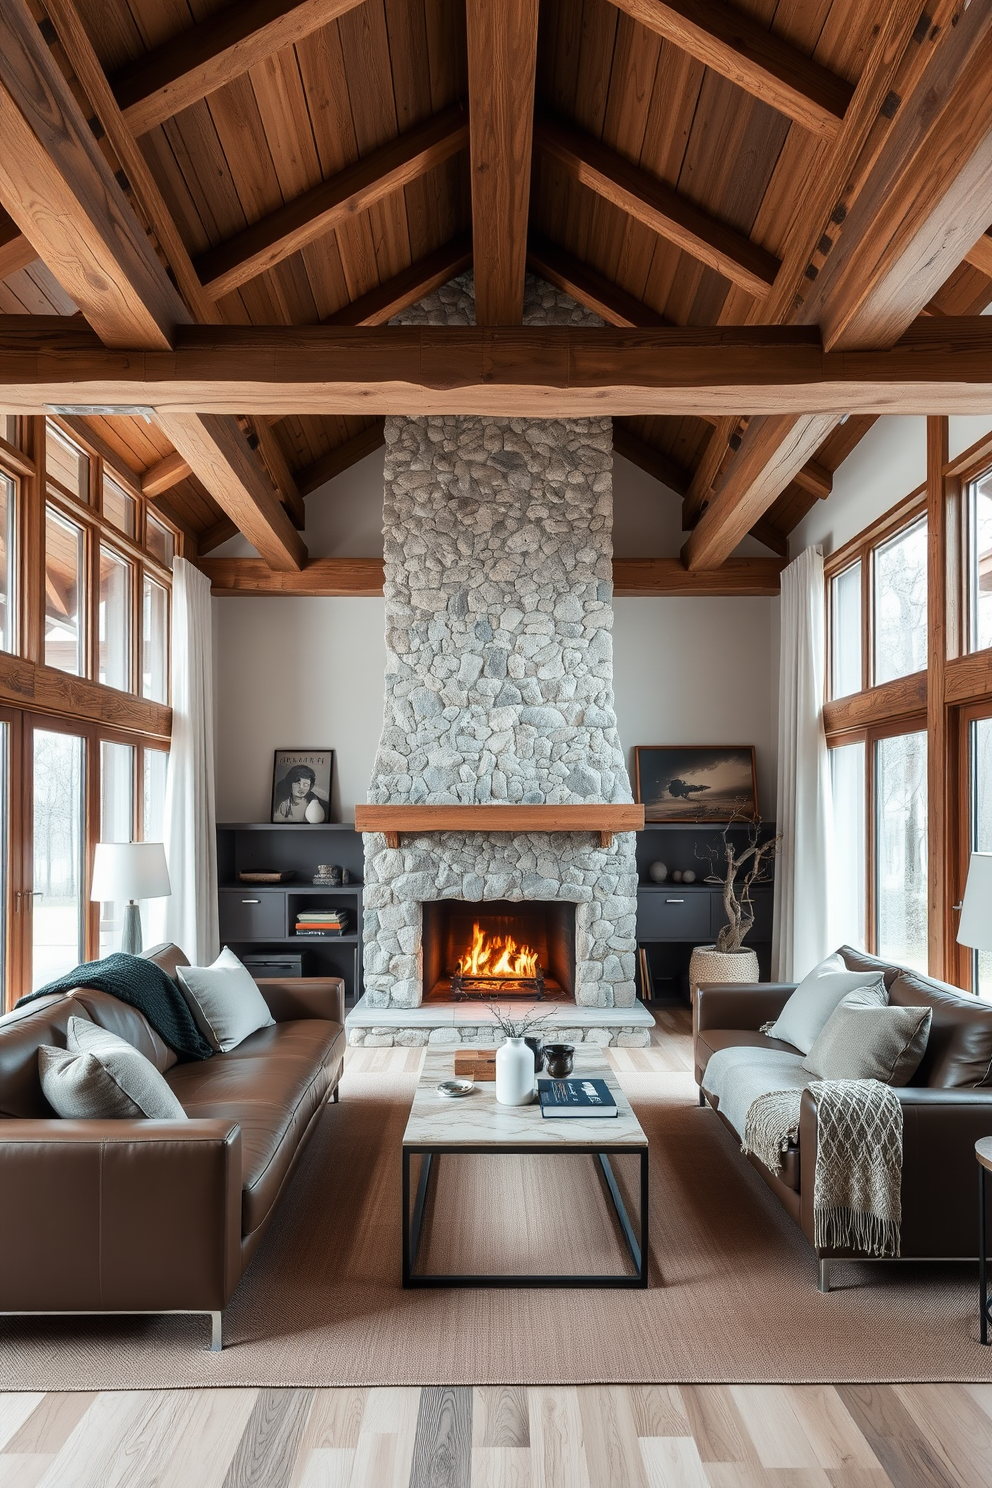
[216,823,365,1002]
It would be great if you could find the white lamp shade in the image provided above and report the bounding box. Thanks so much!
[957,852,992,952]
[91,842,172,902]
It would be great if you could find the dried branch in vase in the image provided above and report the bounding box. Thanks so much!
[698,812,782,953]
[485,1002,555,1041]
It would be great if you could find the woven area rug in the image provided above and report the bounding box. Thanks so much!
[4,1055,992,1388]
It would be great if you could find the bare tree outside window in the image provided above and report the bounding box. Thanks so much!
[876,730,928,972]
[874,517,927,685]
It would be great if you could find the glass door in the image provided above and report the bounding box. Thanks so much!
[30,725,85,990]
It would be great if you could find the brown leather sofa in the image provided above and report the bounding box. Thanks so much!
[0,944,345,1348]
[693,946,992,1290]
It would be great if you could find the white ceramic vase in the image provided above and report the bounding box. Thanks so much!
[496,1037,535,1105]
[688,945,760,991]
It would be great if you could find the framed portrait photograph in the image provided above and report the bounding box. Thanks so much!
[271,750,334,824]
[634,745,758,823]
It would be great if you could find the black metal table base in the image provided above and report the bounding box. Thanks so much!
[402,1144,649,1288]
[980,1165,992,1345]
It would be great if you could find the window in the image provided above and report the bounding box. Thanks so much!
[32,728,84,989]
[873,516,928,685]
[0,471,15,653]
[45,421,88,502]
[968,470,992,654]
[146,512,175,567]
[98,545,131,691]
[875,730,928,972]
[830,561,862,698]
[102,474,136,539]
[98,741,134,957]
[142,576,168,703]
[142,748,168,843]
[44,506,84,675]
[828,740,866,949]
[970,717,992,998]
[1,415,17,446]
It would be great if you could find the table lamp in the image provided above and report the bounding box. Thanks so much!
[957,851,992,956]
[91,842,172,955]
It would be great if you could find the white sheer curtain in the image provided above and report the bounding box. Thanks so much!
[772,546,832,981]
[154,558,219,964]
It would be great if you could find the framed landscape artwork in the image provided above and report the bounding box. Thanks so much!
[634,745,758,823]
[271,750,334,823]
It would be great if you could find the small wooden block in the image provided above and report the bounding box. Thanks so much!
[454,1050,497,1081]
[384,832,401,848]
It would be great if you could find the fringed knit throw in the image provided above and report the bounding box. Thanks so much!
[742,1078,903,1257]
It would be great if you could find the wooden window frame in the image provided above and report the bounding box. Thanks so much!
[0,416,176,1007]
[823,419,992,987]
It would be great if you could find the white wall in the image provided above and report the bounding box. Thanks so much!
[613,597,779,815]
[213,596,386,822]
[213,448,780,819]
[214,592,780,822]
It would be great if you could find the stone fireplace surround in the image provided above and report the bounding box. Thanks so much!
[346,273,653,1048]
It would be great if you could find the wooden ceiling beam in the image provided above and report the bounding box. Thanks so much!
[111,0,368,138]
[964,230,992,280]
[298,421,386,496]
[683,0,992,570]
[156,412,305,568]
[9,320,992,415]
[791,458,832,502]
[0,205,34,279]
[466,0,540,325]
[534,114,779,298]
[0,0,304,570]
[611,425,691,497]
[195,103,469,301]
[322,234,473,326]
[200,554,786,597]
[607,0,853,140]
[526,233,671,327]
[42,0,220,327]
[683,414,839,568]
[141,450,192,497]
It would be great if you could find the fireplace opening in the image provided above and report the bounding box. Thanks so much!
[422,900,576,1002]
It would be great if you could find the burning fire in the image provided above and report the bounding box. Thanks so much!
[456,922,539,979]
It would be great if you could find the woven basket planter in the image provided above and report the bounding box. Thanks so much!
[688,945,759,991]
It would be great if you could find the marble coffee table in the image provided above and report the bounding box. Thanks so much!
[401,1046,649,1288]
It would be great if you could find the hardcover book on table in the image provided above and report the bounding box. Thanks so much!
[538,1078,619,1117]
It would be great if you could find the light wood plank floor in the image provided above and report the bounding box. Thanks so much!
[6,1006,986,1487]
[4,1383,992,1487]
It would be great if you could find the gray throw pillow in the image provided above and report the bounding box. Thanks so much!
[765,953,888,1054]
[177,947,275,1053]
[802,992,932,1085]
[40,1017,187,1119]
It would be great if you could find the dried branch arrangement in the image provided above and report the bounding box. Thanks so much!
[701,815,782,953]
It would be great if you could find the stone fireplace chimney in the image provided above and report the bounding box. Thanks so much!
[356,275,648,1046]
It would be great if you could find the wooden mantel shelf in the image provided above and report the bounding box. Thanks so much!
[354,803,645,849]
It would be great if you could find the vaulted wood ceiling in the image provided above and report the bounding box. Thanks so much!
[1,0,991,574]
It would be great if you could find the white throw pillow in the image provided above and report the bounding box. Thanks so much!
[40,1016,187,1120]
[177,947,275,1052]
[765,953,889,1055]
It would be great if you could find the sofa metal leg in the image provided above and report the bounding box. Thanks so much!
[208,1311,223,1351]
[818,1259,831,1294]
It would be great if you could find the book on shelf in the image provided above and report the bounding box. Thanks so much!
[537,1077,618,1118]
[294,928,347,937]
[638,945,653,1001]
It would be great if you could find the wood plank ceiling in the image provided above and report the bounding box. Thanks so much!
[0,0,991,565]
